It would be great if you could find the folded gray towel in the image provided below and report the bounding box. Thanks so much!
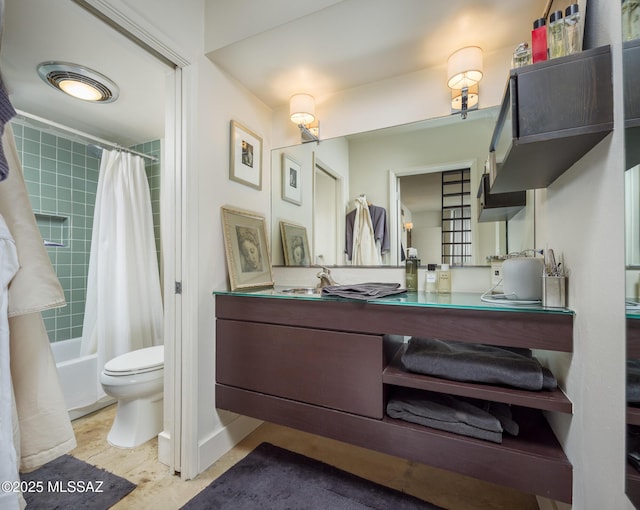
[401,337,557,391]
[321,282,406,301]
[386,388,518,444]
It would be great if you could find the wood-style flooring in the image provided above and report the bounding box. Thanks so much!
[70,405,540,509]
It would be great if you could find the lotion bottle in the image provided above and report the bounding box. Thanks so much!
[531,17,548,63]
[547,10,565,59]
[564,4,582,55]
[437,264,451,293]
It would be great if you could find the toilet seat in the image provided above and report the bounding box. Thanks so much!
[103,345,164,376]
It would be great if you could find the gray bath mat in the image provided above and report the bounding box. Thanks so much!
[180,442,444,510]
[20,454,136,510]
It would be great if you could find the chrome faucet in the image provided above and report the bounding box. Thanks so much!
[316,267,337,289]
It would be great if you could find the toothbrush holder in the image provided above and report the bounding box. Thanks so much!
[542,275,566,308]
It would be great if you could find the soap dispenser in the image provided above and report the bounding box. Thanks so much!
[405,257,420,292]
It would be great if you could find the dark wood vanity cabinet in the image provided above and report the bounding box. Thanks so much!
[215,293,574,503]
[627,317,640,500]
[490,45,613,193]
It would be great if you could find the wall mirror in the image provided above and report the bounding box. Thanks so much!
[271,106,535,267]
[624,31,640,506]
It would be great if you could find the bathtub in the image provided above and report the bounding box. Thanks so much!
[50,337,114,420]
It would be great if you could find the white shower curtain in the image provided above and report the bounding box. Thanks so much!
[81,149,163,400]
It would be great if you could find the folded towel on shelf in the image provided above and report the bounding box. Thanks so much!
[401,337,557,391]
[386,388,518,444]
[321,282,406,301]
[628,358,640,403]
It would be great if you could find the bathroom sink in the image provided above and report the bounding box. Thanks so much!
[280,287,322,295]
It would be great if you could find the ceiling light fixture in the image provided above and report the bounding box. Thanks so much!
[290,93,319,143]
[447,47,483,119]
[37,62,119,103]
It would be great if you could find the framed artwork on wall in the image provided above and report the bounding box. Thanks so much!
[229,120,263,190]
[282,153,302,205]
[221,206,274,291]
[280,221,310,266]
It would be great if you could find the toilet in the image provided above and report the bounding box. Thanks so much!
[99,345,164,448]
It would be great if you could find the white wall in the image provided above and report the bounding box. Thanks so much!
[270,136,349,265]
[535,1,629,507]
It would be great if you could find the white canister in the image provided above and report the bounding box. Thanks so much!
[501,257,544,301]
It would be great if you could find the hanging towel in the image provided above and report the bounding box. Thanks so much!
[0,125,75,473]
[0,124,66,316]
[350,196,381,265]
[386,388,518,444]
[401,337,557,391]
[0,214,22,510]
[0,74,16,182]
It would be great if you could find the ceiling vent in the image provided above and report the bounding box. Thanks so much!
[37,62,119,103]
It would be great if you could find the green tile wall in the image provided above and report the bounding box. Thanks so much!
[11,120,161,343]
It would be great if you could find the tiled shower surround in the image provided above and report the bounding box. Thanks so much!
[11,120,161,343]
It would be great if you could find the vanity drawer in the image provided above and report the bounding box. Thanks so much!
[216,319,384,418]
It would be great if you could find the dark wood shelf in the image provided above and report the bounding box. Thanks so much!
[477,173,526,223]
[628,316,640,358]
[490,45,613,193]
[627,463,640,508]
[215,294,574,352]
[624,39,640,127]
[217,384,572,504]
[383,345,572,413]
[628,406,640,426]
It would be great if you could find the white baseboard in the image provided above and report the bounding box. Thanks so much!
[196,415,262,475]
[158,430,171,467]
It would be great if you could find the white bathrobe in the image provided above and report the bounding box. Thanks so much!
[351,196,381,266]
[0,214,21,510]
[0,124,75,473]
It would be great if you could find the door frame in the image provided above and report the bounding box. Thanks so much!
[388,160,475,266]
[72,0,192,477]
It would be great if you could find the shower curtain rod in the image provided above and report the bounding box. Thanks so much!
[14,109,159,162]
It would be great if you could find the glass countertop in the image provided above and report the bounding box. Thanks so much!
[213,286,575,315]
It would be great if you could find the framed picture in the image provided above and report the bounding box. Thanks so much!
[282,153,302,205]
[280,221,310,266]
[221,206,274,291]
[230,120,263,190]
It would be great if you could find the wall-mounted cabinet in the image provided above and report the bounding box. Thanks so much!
[215,291,574,503]
[477,173,526,223]
[490,45,613,193]
[624,39,640,170]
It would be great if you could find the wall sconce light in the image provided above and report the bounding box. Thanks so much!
[404,222,413,247]
[447,46,483,119]
[290,93,320,143]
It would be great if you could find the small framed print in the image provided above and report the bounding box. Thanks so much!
[280,221,310,266]
[221,206,274,291]
[282,153,302,205]
[230,120,263,190]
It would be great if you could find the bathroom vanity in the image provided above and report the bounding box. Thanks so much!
[214,289,574,503]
